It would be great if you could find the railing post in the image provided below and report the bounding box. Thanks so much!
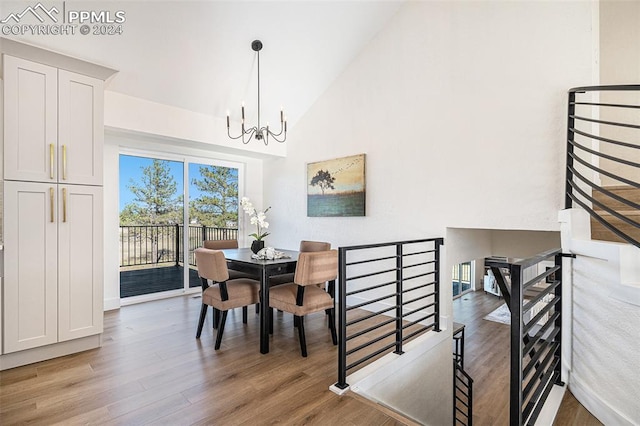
[510,264,523,426]
[175,224,180,267]
[554,253,564,386]
[565,90,576,209]
[394,243,404,354]
[335,247,349,389]
[202,224,207,243]
[434,238,442,332]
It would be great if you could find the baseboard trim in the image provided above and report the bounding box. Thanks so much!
[104,297,121,311]
[0,334,102,371]
[570,374,637,426]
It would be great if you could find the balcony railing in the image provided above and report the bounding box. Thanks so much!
[334,238,443,390]
[486,249,564,426]
[565,84,640,248]
[119,224,238,267]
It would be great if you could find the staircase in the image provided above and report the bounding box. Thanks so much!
[591,185,640,244]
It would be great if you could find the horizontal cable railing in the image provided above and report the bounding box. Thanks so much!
[565,85,640,248]
[119,224,238,267]
[486,249,564,426]
[334,238,443,390]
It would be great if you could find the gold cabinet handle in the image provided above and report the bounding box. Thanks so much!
[50,144,55,179]
[50,187,54,222]
[62,145,67,180]
[62,188,67,222]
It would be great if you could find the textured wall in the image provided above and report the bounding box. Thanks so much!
[264,0,594,252]
[571,255,640,424]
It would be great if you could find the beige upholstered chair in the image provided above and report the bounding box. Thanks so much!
[194,248,260,349]
[269,240,331,286]
[268,249,338,357]
[203,239,258,280]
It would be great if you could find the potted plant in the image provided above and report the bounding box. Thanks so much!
[240,197,270,253]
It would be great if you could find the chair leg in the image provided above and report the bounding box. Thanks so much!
[256,303,260,314]
[196,304,207,338]
[213,308,220,329]
[297,315,307,357]
[328,308,337,345]
[269,307,274,334]
[294,315,300,328]
[214,311,228,350]
[243,306,248,324]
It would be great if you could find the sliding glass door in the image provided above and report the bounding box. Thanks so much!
[119,153,240,300]
[452,261,473,298]
[184,162,240,288]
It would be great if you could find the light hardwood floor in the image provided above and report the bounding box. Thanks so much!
[453,290,602,426]
[1,291,603,425]
[0,295,409,425]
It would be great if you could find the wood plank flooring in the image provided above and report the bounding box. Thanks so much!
[453,290,602,426]
[1,290,604,425]
[0,295,409,425]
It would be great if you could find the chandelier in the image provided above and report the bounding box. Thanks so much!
[226,40,287,145]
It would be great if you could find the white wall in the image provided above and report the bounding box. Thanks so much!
[261,2,592,422]
[560,209,640,425]
[599,0,640,186]
[264,1,594,253]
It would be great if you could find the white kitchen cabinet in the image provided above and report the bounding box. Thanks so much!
[1,47,113,366]
[2,182,103,353]
[58,184,103,342]
[3,181,58,353]
[3,55,103,186]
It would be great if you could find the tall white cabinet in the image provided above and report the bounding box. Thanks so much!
[1,46,115,369]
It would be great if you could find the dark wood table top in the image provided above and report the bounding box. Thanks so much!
[221,248,300,264]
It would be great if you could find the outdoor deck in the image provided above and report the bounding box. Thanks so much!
[120,265,200,298]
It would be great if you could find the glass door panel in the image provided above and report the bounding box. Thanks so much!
[452,261,473,298]
[119,154,184,298]
[186,162,239,288]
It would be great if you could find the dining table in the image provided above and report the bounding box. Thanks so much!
[221,247,300,354]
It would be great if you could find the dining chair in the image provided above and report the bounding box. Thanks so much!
[194,248,260,349]
[268,249,338,357]
[269,240,331,286]
[203,239,259,280]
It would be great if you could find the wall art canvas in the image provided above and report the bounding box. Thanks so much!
[307,153,366,217]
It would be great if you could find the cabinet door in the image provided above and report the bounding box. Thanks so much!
[3,181,58,353]
[58,71,104,186]
[58,185,103,341]
[3,56,58,183]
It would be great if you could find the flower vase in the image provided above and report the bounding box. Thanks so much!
[251,240,265,254]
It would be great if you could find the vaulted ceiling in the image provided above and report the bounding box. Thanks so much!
[0,1,404,128]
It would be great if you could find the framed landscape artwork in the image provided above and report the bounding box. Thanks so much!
[307,153,366,217]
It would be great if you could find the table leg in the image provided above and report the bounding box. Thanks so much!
[260,268,270,354]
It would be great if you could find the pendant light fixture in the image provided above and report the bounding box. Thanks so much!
[226,40,286,145]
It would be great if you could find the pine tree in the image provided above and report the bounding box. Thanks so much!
[190,165,238,228]
[120,159,181,263]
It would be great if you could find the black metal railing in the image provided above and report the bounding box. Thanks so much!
[453,323,473,425]
[487,249,564,426]
[334,238,443,390]
[565,85,640,248]
[119,224,238,267]
[454,360,473,425]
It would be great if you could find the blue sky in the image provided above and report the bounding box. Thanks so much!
[119,155,235,212]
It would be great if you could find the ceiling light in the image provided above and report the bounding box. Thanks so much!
[226,40,286,145]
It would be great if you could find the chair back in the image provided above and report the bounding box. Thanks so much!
[294,250,338,286]
[194,248,229,282]
[203,239,238,250]
[299,240,331,252]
